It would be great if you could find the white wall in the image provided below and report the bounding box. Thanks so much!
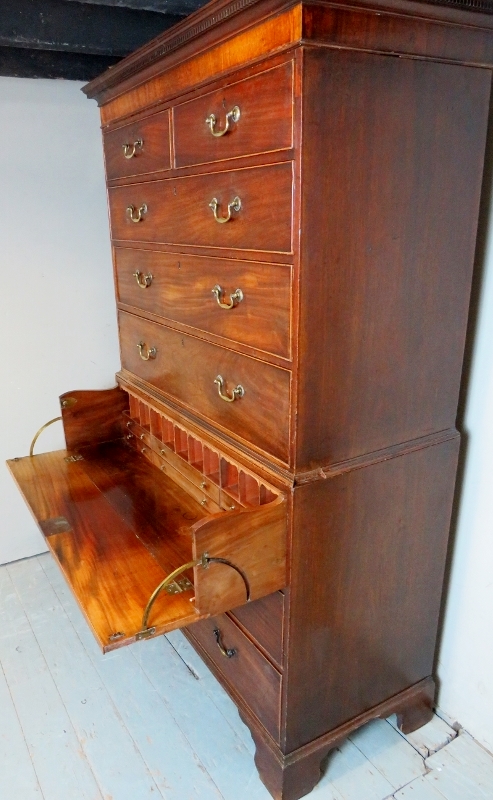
[0,77,120,565]
[437,164,493,754]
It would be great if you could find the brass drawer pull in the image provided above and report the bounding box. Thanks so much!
[212,284,243,309]
[122,139,143,159]
[205,106,240,137]
[213,628,236,658]
[209,196,241,224]
[214,375,244,402]
[126,203,147,223]
[137,341,157,360]
[133,270,153,288]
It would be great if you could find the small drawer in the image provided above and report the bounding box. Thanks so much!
[115,249,292,360]
[119,311,291,463]
[108,162,293,254]
[155,442,222,507]
[173,61,293,168]
[187,614,282,740]
[220,490,240,512]
[229,591,284,671]
[104,109,171,180]
[126,431,223,512]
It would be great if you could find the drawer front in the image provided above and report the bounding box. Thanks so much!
[187,614,282,740]
[104,109,171,180]
[119,311,291,463]
[115,248,292,359]
[173,61,293,167]
[108,162,293,254]
[229,591,284,671]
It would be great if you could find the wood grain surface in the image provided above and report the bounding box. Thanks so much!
[295,48,490,471]
[118,310,292,462]
[229,591,284,670]
[108,162,293,253]
[187,613,282,740]
[7,448,201,650]
[104,107,171,180]
[115,247,292,359]
[173,59,294,168]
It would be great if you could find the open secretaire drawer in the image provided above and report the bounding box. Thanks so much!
[7,387,287,652]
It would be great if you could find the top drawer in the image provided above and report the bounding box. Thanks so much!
[173,61,294,168]
[104,108,171,180]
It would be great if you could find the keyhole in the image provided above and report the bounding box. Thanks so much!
[177,261,181,270]
[222,99,227,109]
[173,186,177,195]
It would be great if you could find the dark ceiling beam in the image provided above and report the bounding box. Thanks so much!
[0,0,189,80]
[63,0,203,15]
[0,46,121,81]
[0,0,185,56]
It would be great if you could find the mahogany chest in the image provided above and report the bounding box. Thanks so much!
[9,0,493,797]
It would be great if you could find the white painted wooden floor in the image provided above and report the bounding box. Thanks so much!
[1,554,492,800]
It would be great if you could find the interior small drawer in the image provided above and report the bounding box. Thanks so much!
[229,591,284,671]
[108,162,293,254]
[173,61,293,168]
[119,310,291,463]
[104,108,171,180]
[115,248,292,360]
[186,614,282,741]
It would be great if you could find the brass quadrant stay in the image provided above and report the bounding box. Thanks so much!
[135,553,251,641]
[29,417,62,457]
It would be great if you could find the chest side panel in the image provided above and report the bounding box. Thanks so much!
[295,49,491,470]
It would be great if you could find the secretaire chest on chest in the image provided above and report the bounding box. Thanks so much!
[8,0,493,797]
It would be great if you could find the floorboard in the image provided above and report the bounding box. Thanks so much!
[0,563,102,800]
[0,554,491,800]
[0,661,44,799]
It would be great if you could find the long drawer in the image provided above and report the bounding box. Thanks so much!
[108,162,293,254]
[187,613,282,741]
[173,61,294,168]
[104,108,171,180]
[115,248,292,359]
[119,310,291,463]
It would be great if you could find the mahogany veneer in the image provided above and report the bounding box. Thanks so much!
[8,0,493,797]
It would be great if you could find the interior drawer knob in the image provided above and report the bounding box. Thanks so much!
[208,196,241,224]
[213,628,236,658]
[133,270,153,288]
[137,341,157,361]
[205,106,240,137]
[126,203,147,223]
[214,375,244,402]
[211,284,243,309]
[122,139,143,159]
